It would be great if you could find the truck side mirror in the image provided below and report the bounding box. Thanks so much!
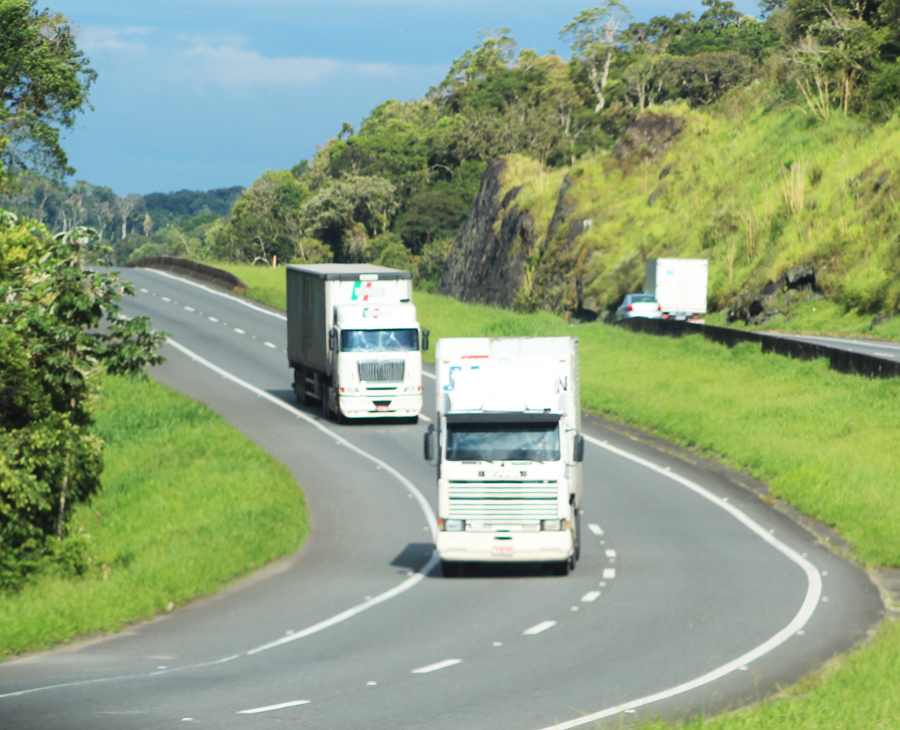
[328,327,337,352]
[422,329,430,351]
[573,434,584,463]
[424,423,435,462]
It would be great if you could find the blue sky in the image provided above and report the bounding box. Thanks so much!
[56,0,761,196]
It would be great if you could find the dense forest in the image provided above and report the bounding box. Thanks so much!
[0,178,243,264]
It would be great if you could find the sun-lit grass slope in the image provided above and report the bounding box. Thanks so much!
[499,93,900,318]
[0,375,308,659]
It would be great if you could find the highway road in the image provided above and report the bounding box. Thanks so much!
[0,269,884,730]
[770,332,900,362]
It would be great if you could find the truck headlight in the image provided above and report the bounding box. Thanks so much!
[541,519,563,531]
[439,519,465,531]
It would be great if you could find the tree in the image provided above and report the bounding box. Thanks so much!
[209,170,313,264]
[0,0,96,189]
[561,2,634,112]
[1,219,164,587]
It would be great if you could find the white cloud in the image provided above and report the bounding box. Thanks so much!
[179,37,422,89]
[80,26,152,52]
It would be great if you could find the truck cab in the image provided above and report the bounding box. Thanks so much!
[426,337,583,576]
[330,303,424,419]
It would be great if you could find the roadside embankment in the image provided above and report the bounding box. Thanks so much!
[0,375,308,660]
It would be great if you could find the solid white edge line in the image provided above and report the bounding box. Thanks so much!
[535,434,823,730]
[162,339,440,657]
[238,700,310,714]
[411,659,462,674]
[0,654,240,699]
[523,620,557,636]
[141,268,287,320]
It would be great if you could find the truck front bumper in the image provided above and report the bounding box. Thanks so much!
[338,393,422,419]
[436,530,574,563]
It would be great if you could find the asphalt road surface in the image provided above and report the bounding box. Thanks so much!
[0,269,884,730]
[770,332,900,362]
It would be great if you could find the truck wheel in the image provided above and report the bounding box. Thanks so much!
[294,368,307,406]
[574,508,581,563]
[441,560,460,578]
[321,388,332,420]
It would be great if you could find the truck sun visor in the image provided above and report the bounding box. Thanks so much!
[444,412,562,425]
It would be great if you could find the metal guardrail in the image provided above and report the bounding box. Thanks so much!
[125,256,249,294]
[619,318,900,379]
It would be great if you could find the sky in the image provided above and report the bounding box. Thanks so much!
[55,0,762,197]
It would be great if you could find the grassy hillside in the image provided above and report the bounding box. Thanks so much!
[498,94,900,320]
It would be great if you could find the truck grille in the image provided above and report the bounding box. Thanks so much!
[358,360,405,383]
[448,482,558,523]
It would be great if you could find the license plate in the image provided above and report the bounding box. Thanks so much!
[491,545,514,557]
[375,405,389,412]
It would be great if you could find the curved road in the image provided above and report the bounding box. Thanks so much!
[0,270,883,729]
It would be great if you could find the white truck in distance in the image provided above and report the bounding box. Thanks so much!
[424,337,583,576]
[645,258,709,321]
[286,264,427,421]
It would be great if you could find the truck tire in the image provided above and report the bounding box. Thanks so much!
[321,387,332,420]
[441,560,461,578]
[294,367,307,406]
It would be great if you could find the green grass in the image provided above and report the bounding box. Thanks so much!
[492,100,900,317]
[0,375,308,659]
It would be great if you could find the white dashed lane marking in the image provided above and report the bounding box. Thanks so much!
[237,700,310,715]
[605,549,617,558]
[603,568,616,580]
[139,288,148,293]
[523,621,557,636]
[588,524,604,536]
[411,659,462,674]
[208,317,218,322]
[234,328,245,334]
[581,591,601,602]
[264,341,277,349]
[161,296,171,302]
[184,306,194,312]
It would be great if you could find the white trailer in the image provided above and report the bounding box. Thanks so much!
[645,258,708,321]
[424,337,583,576]
[286,264,427,421]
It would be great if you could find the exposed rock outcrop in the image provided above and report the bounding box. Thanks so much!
[611,115,686,167]
[727,263,822,325]
[439,115,686,317]
[439,159,537,308]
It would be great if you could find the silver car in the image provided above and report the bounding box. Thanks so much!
[615,293,662,321]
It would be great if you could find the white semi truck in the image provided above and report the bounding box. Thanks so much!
[645,258,708,321]
[286,264,427,421]
[424,337,583,576]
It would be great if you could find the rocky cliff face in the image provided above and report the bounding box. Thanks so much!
[438,159,536,308]
[439,115,686,318]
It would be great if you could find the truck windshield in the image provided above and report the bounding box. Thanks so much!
[445,422,560,462]
[341,329,419,352]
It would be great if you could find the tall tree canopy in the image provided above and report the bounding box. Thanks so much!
[0,0,96,189]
